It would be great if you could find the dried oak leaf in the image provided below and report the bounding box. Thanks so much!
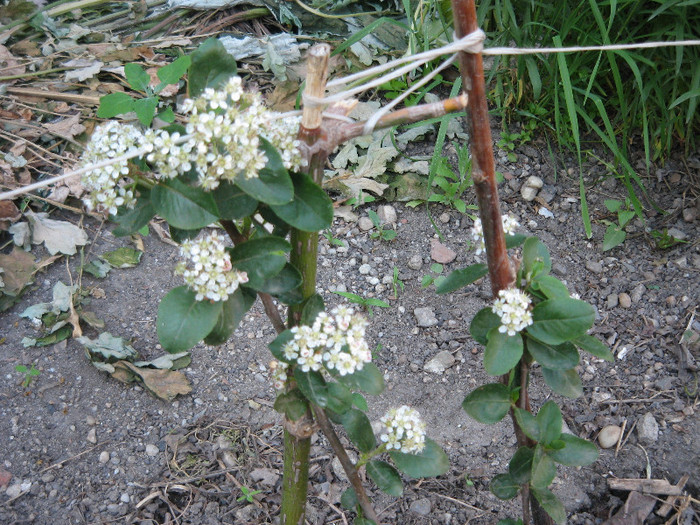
[112,361,192,401]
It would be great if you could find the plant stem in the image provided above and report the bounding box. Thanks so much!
[281,426,311,525]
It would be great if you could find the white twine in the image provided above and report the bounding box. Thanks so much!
[1,31,699,202]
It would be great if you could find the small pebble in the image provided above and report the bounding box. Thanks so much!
[99,452,110,464]
[377,205,397,225]
[585,261,603,274]
[407,254,423,270]
[618,293,632,308]
[439,212,450,223]
[359,264,371,275]
[86,428,97,444]
[358,217,374,231]
[606,294,619,309]
[145,444,159,457]
[598,425,622,449]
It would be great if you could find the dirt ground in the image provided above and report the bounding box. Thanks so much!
[1,132,699,524]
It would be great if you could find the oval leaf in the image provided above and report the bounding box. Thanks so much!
[204,287,256,345]
[254,263,302,296]
[270,171,333,232]
[531,447,557,489]
[522,236,551,276]
[573,334,614,361]
[536,401,563,446]
[470,307,501,346]
[484,328,523,376]
[436,264,488,294]
[531,487,566,524]
[236,139,294,205]
[541,367,583,398]
[462,383,512,424]
[338,362,384,395]
[273,389,308,421]
[526,338,579,370]
[548,434,598,466]
[514,407,540,442]
[294,368,328,407]
[268,329,295,363]
[188,38,238,98]
[509,446,534,484]
[229,236,290,290]
[532,274,570,299]
[340,408,376,453]
[389,438,449,478]
[490,473,519,500]
[529,298,595,345]
[211,182,258,220]
[151,179,219,229]
[367,460,403,497]
[112,190,154,237]
[157,286,222,352]
[326,381,352,415]
[300,293,325,326]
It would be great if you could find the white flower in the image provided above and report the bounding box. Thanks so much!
[175,230,248,302]
[471,214,520,255]
[492,288,533,336]
[270,360,288,390]
[379,406,426,454]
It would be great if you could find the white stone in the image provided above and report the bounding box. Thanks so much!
[145,444,159,457]
[377,205,397,225]
[414,307,438,327]
[358,217,374,231]
[424,351,455,374]
[598,425,622,449]
[637,412,659,443]
[99,451,110,464]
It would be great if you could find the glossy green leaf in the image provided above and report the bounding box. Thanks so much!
[133,96,159,127]
[273,389,308,421]
[102,247,142,268]
[484,328,523,376]
[514,407,540,442]
[505,233,527,249]
[124,63,150,92]
[509,446,534,483]
[157,286,223,352]
[490,473,519,500]
[436,264,488,294]
[536,401,563,446]
[169,224,199,244]
[270,171,333,232]
[204,287,256,345]
[541,367,583,398]
[340,409,376,453]
[96,92,134,118]
[211,182,257,220]
[229,236,290,290]
[529,298,595,345]
[83,259,111,278]
[254,263,302,296]
[389,438,449,478]
[326,381,352,415]
[352,392,368,411]
[151,179,219,229]
[573,334,614,361]
[522,237,551,276]
[531,487,566,524]
[470,307,501,346]
[294,369,328,407]
[548,434,598,466]
[338,362,384,395]
[112,190,154,237]
[530,447,557,490]
[367,461,403,497]
[188,38,238,98]
[268,329,294,363]
[236,139,294,205]
[462,383,511,424]
[532,274,570,299]
[526,338,580,370]
[300,294,325,326]
[156,55,191,86]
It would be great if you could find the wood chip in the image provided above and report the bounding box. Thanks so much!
[608,478,683,496]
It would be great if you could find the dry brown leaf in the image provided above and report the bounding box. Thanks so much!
[0,247,36,295]
[9,39,41,57]
[0,45,26,80]
[266,80,301,112]
[0,201,21,231]
[112,361,192,401]
[43,114,85,140]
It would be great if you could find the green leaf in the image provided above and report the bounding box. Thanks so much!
[229,236,290,290]
[326,382,352,415]
[294,369,328,407]
[158,107,175,123]
[151,179,219,229]
[188,38,238,98]
[96,92,134,118]
[389,438,449,478]
[529,298,595,345]
[490,473,519,500]
[484,328,523,376]
[436,264,488,294]
[254,263,302,296]
[112,190,155,237]
[532,274,570,299]
[514,407,540,441]
[268,329,295,363]
[340,409,376,453]
[548,434,598,466]
[367,461,403,497]
[505,233,527,249]
[270,171,333,232]
[509,446,534,484]
[462,383,511,424]
[169,225,199,244]
[211,182,258,220]
[526,338,579,370]
[274,389,308,421]
[603,224,626,251]
[498,520,523,525]
[340,487,358,510]
[300,294,325,326]
[536,401,563,446]
[573,334,613,361]
[157,286,223,352]
[352,392,368,411]
[530,447,557,490]
[102,247,142,268]
[133,96,159,127]
[531,487,566,524]
[84,259,111,278]
[337,362,384,395]
[522,237,551,276]
[236,139,294,205]
[470,307,501,346]
[204,287,256,345]
[156,55,191,86]
[541,367,583,398]
[124,63,150,92]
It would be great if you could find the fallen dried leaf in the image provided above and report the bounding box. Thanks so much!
[43,114,86,140]
[0,44,25,80]
[23,210,88,255]
[112,361,191,401]
[0,247,36,296]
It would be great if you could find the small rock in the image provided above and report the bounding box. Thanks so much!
[414,307,438,327]
[331,450,358,482]
[86,428,97,444]
[424,351,455,374]
[99,452,110,464]
[86,415,96,426]
[618,293,632,308]
[145,444,159,457]
[682,207,697,223]
[0,468,11,488]
[439,212,450,223]
[521,186,539,202]
[430,239,456,264]
[521,175,543,202]
[585,260,603,274]
[5,482,24,499]
[630,284,645,303]
[358,263,371,275]
[221,450,237,468]
[410,497,432,516]
[637,412,659,443]
[120,493,130,504]
[377,205,397,225]
[598,425,622,449]
[358,216,374,231]
[407,254,423,270]
[606,294,619,309]
[667,227,687,241]
[250,468,279,487]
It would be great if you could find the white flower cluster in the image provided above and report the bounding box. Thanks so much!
[282,306,372,376]
[492,287,533,336]
[269,360,288,391]
[379,405,426,454]
[81,121,141,215]
[471,214,520,255]
[174,230,248,302]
